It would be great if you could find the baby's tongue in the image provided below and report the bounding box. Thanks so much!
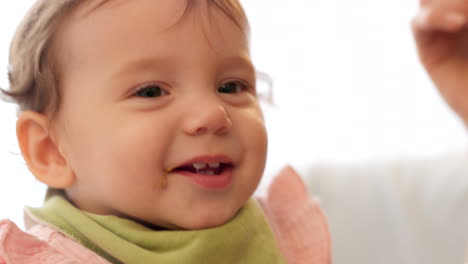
[196,168,218,175]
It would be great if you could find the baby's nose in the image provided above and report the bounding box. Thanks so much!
[183,100,232,136]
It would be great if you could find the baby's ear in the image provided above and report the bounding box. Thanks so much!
[16,111,75,188]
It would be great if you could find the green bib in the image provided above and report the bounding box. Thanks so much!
[26,191,286,264]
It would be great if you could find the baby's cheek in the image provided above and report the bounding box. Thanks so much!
[247,112,268,148]
[239,109,268,175]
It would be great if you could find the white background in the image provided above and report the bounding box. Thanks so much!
[0,0,467,227]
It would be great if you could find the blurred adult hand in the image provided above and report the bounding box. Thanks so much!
[413,0,468,125]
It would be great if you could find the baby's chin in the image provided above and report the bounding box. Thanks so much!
[176,211,239,230]
[143,208,240,231]
[165,200,246,230]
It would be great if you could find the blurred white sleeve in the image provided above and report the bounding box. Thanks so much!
[299,151,468,264]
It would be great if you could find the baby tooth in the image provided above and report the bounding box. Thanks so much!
[193,163,207,170]
[208,163,220,168]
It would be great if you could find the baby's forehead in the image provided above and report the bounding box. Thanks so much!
[69,0,247,28]
[65,0,243,38]
[58,0,249,53]
[71,0,196,21]
[71,0,122,18]
[52,0,252,77]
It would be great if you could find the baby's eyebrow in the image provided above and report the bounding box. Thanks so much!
[111,57,175,79]
[112,56,255,79]
[219,56,256,75]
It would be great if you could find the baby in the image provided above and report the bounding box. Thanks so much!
[0,0,331,263]
[2,0,468,263]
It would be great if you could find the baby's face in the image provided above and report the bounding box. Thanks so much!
[50,0,267,229]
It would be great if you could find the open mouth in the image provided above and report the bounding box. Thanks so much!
[171,162,233,175]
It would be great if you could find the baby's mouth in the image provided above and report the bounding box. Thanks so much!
[170,162,233,175]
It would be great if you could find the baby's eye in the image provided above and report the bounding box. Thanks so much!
[135,84,168,98]
[218,81,247,94]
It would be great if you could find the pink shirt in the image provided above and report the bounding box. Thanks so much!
[0,166,332,264]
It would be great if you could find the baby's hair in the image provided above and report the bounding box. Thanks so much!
[1,0,250,117]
